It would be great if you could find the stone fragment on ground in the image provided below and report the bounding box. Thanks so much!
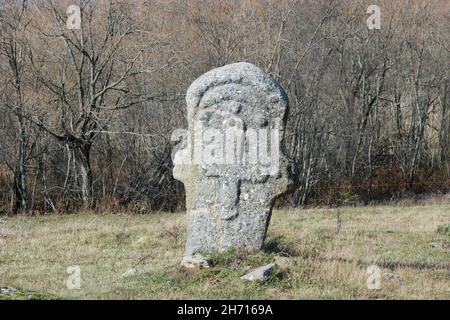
[121,268,138,278]
[430,242,450,249]
[241,263,276,281]
[1,287,17,295]
[181,254,212,269]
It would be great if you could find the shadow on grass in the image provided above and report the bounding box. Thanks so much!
[263,235,450,271]
[364,259,450,271]
[262,236,300,257]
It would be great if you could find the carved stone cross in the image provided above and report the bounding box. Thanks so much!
[173,62,297,265]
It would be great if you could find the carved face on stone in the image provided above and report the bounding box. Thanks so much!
[173,62,297,262]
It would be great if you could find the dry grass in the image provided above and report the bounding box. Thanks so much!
[0,204,449,300]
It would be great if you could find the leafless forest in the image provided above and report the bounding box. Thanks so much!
[0,0,449,214]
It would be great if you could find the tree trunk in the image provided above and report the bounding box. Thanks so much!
[13,174,25,213]
[439,82,448,171]
[74,142,93,210]
[13,117,28,213]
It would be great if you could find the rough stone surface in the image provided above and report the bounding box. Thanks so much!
[173,62,297,263]
[181,254,212,269]
[240,263,276,281]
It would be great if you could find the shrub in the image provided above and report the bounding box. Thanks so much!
[437,224,450,237]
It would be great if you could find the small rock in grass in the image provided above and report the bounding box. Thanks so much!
[430,242,441,248]
[121,268,138,278]
[181,254,212,269]
[241,263,276,282]
[383,272,403,282]
[1,287,17,295]
[430,242,450,249]
[0,287,56,300]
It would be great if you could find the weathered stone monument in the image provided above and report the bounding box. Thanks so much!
[173,62,297,267]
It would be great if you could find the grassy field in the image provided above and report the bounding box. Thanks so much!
[0,204,449,300]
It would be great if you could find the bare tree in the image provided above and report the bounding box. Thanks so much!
[0,0,32,212]
[24,0,159,208]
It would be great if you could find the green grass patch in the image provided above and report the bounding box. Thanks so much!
[1,204,449,299]
[437,224,450,237]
